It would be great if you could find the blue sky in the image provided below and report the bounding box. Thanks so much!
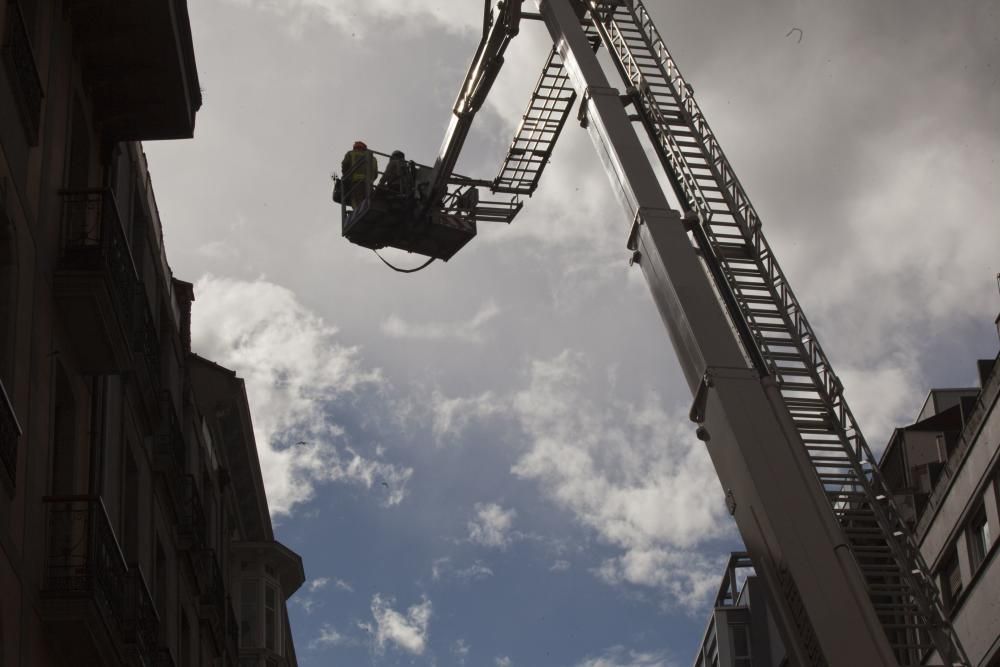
[145,1,999,665]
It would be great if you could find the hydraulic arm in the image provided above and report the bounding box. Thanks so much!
[423,0,523,217]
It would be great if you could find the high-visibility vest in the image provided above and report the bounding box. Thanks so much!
[343,150,378,183]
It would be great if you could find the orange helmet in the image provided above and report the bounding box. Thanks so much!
[353,140,367,150]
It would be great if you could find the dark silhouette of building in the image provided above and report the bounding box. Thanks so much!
[1,2,303,665]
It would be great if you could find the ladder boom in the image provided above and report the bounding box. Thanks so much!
[587,0,968,664]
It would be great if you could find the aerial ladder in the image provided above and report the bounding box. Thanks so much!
[338,1,971,664]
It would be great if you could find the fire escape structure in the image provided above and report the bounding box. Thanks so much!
[339,1,970,665]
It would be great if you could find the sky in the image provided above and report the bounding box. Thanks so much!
[144,1,999,665]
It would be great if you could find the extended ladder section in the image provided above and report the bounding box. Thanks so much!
[493,46,578,196]
[493,23,603,199]
[587,1,967,665]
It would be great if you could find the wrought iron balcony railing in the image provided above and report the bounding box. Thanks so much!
[121,567,160,665]
[58,188,140,335]
[154,396,186,474]
[2,1,43,144]
[0,377,21,485]
[42,496,129,631]
[173,474,207,549]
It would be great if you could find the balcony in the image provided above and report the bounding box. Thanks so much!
[54,189,139,374]
[41,496,129,664]
[64,0,201,141]
[0,377,21,486]
[121,568,160,666]
[172,474,207,550]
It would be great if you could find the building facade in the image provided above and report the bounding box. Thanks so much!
[880,352,1000,666]
[692,339,1000,666]
[691,553,787,667]
[1,1,303,665]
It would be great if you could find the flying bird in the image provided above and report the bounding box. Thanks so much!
[786,27,803,43]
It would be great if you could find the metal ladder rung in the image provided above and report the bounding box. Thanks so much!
[599,3,968,664]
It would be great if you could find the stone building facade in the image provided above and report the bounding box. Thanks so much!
[1,1,303,665]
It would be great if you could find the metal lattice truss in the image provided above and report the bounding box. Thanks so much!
[581,1,968,664]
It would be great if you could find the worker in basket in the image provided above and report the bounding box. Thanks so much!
[379,150,411,195]
[341,140,378,208]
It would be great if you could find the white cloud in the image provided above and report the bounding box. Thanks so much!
[308,577,330,592]
[196,239,240,260]
[510,351,731,609]
[452,639,471,664]
[293,597,320,614]
[595,550,722,612]
[307,576,353,593]
[221,0,480,36]
[371,594,433,655]
[432,557,494,583]
[838,356,926,455]
[431,557,450,581]
[456,562,495,582]
[550,559,571,572]
[309,624,356,649]
[430,390,504,443]
[294,575,355,614]
[191,275,412,516]
[467,502,517,549]
[382,302,501,343]
[576,646,674,667]
[495,657,513,667]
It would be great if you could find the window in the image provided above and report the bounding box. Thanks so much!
[939,548,963,612]
[239,576,282,654]
[968,505,991,572]
[240,579,259,648]
[730,624,752,667]
[264,582,278,652]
